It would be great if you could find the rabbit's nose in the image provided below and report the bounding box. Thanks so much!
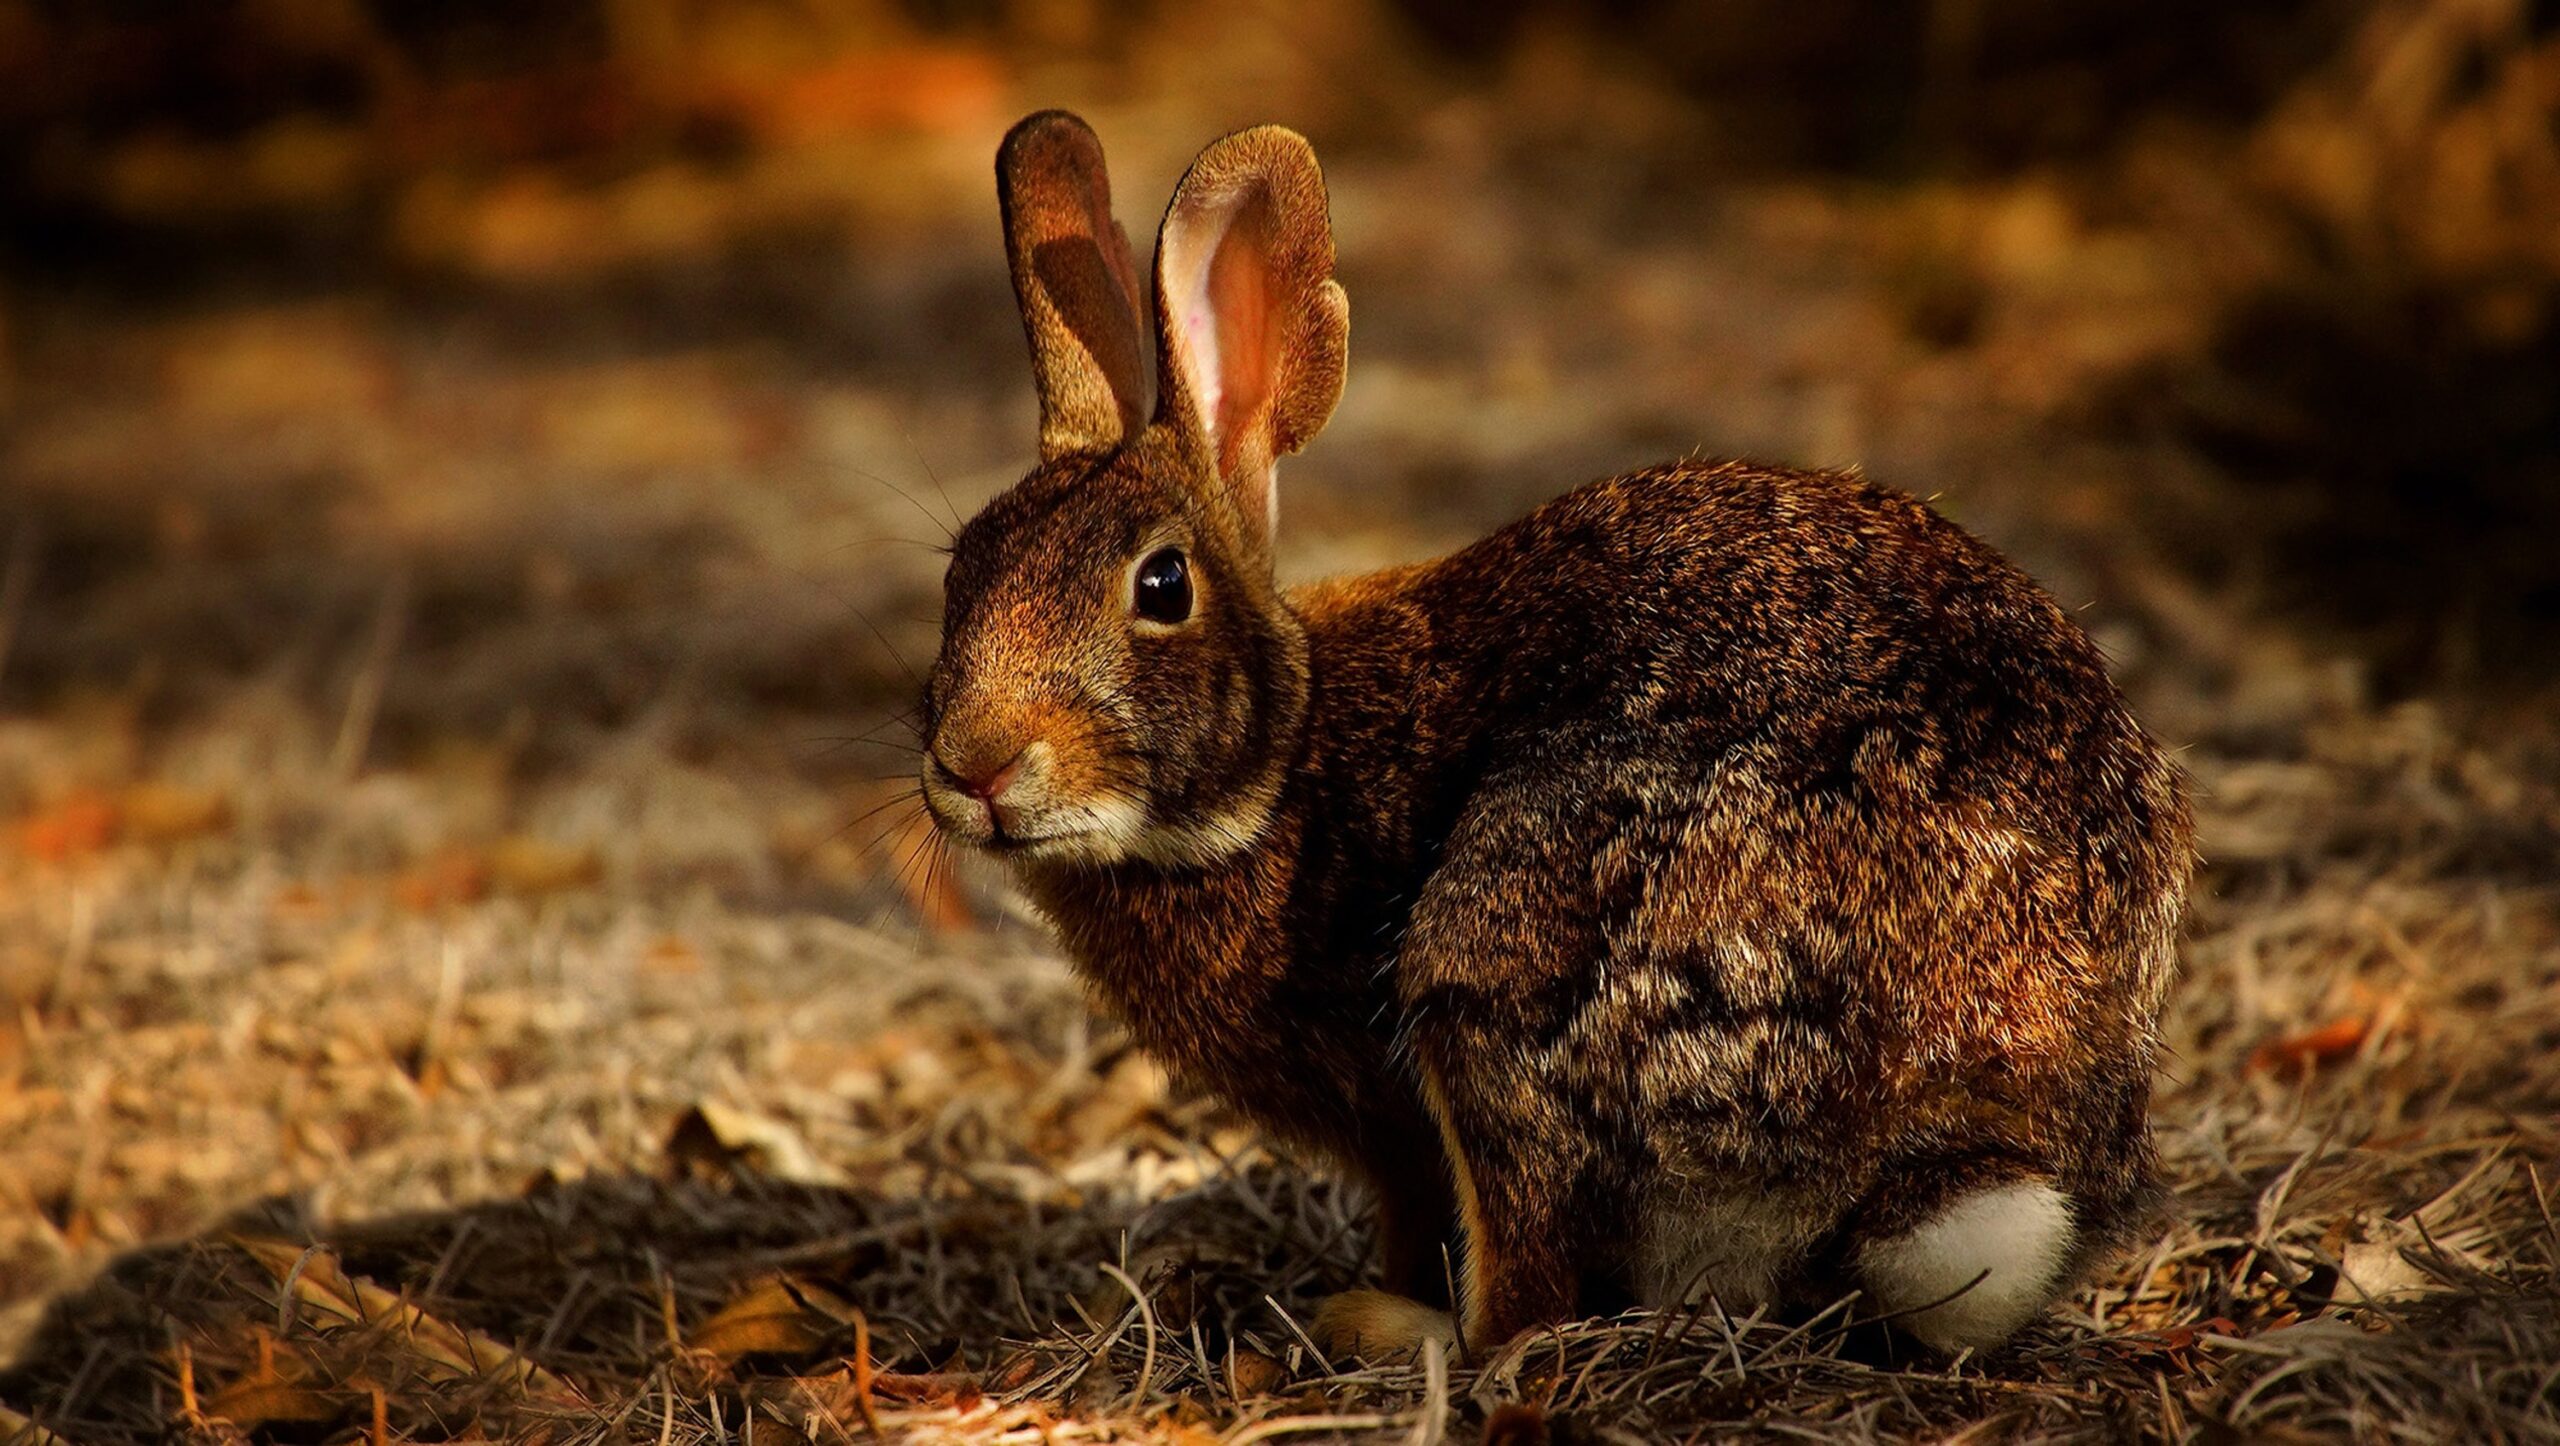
[935,744,1028,803]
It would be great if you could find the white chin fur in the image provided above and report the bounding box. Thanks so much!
[1856,1180,2077,1353]
[934,782,1273,872]
[1026,793,1274,870]
[1002,793,1150,867]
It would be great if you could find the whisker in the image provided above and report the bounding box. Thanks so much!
[843,462,957,544]
[815,789,928,856]
[854,800,933,863]
[827,534,953,557]
[767,559,932,689]
[836,594,925,688]
[889,819,943,906]
[899,425,969,533]
[807,722,927,752]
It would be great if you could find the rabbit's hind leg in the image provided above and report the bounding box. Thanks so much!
[1853,1176,2077,1353]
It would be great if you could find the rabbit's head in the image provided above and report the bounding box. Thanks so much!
[920,112,1348,869]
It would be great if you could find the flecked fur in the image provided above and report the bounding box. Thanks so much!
[924,112,2196,1356]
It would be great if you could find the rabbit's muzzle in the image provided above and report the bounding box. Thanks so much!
[923,735,1046,844]
[920,695,1146,864]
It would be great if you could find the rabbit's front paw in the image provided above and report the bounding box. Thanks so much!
[1310,1289,1456,1362]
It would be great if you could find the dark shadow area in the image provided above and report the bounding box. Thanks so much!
[7,1159,2554,1443]
[2114,277,2560,695]
[0,1165,1363,1442]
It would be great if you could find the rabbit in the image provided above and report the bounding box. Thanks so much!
[916,109,2194,1359]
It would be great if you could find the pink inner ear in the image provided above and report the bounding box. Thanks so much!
[1175,186,1277,478]
[1206,198,1274,473]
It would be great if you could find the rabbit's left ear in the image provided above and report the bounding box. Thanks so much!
[1152,125,1349,554]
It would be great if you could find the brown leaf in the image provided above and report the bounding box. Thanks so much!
[642,934,703,976]
[119,783,231,845]
[717,47,1003,145]
[991,1351,1043,1392]
[869,1371,982,1409]
[16,790,119,862]
[686,1276,859,1364]
[2111,1314,2241,1371]
[391,850,491,913]
[1226,1346,1284,1397]
[741,1361,981,1440]
[0,1401,77,1446]
[205,1376,353,1430]
[665,1103,847,1187]
[229,1237,582,1406]
[190,1330,356,1432]
[2248,1017,2371,1074]
[485,836,601,896]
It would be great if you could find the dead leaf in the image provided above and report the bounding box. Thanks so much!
[642,934,702,975]
[268,881,334,924]
[2335,1239,2481,1304]
[229,1237,582,1406]
[1227,1346,1284,1397]
[0,1401,75,1446]
[686,1276,858,1363]
[17,790,119,862]
[205,1374,352,1430]
[486,836,600,896]
[2110,1314,2241,1370]
[717,46,1003,145]
[2248,1017,2371,1074]
[666,1102,848,1187]
[991,1351,1043,1391]
[392,850,491,913]
[869,1371,982,1409]
[741,1361,982,1439]
[119,783,231,845]
[197,1329,347,1432]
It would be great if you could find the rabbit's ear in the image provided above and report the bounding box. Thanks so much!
[999,111,1150,462]
[1153,125,1348,553]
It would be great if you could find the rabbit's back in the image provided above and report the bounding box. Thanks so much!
[1317,461,2191,1315]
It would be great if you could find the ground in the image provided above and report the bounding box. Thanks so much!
[0,2,2556,1441]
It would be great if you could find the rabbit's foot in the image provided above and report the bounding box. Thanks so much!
[1310,1289,1457,1362]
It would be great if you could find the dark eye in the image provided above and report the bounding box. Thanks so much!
[1132,547,1192,624]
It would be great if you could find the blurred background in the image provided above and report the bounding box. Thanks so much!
[1,1,2556,1439]
[7,0,2560,732]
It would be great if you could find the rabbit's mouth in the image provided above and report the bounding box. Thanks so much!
[947,812,1148,869]
[979,825,1098,860]
[919,739,1152,866]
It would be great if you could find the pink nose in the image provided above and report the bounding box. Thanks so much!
[943,746,1026,803]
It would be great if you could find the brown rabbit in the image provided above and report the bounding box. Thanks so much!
[917,110,2193,1358]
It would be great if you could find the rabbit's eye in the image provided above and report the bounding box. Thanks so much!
[1132,547,1192,625]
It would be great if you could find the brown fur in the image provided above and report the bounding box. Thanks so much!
[998,111,1149,460]
[920,113,2195,1356]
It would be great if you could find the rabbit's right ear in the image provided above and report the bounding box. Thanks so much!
[1151,125,1348,555]
[998,111,1149,461]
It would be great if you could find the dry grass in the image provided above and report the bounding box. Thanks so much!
[2,1,2557,1441]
